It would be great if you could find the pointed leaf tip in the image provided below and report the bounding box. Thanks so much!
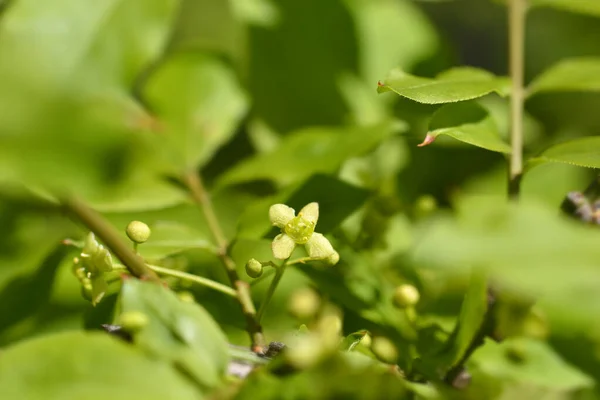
[418,134,436,147]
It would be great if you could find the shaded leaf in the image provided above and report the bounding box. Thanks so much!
[0,331,201,400]
[422,102,511,153]
[217,124,396,187]
[472,338,593,391]
[526,136,600,171]
[528,58,600,96]
[144,54,248,170]
[377,67,509,104]
[120,279,229,390]
[530,0,600,17]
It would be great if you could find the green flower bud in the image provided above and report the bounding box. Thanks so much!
[392,284,420,309]
[82,232,99,256]
[371,336,398,364]
[415,195,437,219]
[245,258,264,278]
[285,334,324,369]
[289,287,321,320]
[361,333,372,348]
[126,221,151,244]
[119,311,150,332]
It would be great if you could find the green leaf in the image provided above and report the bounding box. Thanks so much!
[0,331,201,400]
[119,279,229,390]
[472,338,593,391]
[138,221,214,260]
[343,0,438,83]
[144,54,248,170]
[526,136,600,171]
[530,0,600,17]
[411,196,600,330]
[377,67,509,104]
[217,124,396,187]
[417,271,489,379]
[528,58,600,96]
[421,102,511,153]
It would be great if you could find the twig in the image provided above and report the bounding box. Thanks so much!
[507,0,527,199]
[113,264,237,297]
[62,196,161,282]
[256,261,288,323]
[183,170,265,349]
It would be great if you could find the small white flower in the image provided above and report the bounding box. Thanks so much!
[269,202,339,265]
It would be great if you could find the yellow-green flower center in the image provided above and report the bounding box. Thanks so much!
[284,216,315,244]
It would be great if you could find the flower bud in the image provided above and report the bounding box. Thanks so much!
[245,258,264,278]
[119,311,149,332]
[361,333,372,348]
[392,284,420,309]
[371,336,398,364]
[289,287,321,320]
[285,334,324,369]
[415,195,437,219]
[126,221,151,244]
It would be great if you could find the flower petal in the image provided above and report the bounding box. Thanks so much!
[305,233,335,259]
[269,204,296,228]
[272,233,296,259]
[299,202,319,225]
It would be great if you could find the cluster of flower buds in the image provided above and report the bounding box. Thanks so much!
[72,232,114,306]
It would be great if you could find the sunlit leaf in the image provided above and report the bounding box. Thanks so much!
[528,58,600,96]
[377,67,509,104]
[0,331,201,399]
[119,279,229,390]
[530,0,600,17]
[217,124,397,187]
[144,54,248,170]
[420,102,511,153]
[472,338,593,390]
[526,136,600,171]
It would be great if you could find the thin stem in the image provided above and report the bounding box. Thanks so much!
[62,197,161,283]
[183,170,265,349]
[250,269,275,287]
[114,264,237,297]
[256,261,288,323]
[508,0,527,199]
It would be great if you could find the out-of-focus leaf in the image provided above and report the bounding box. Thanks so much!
[137,221,213,260]
[343,0,438,83]
[471,338,593,391]
[119,279,229,390]
[412,196,600,330]
[217,124,396,187]
[377,67,509,104]
[0,0,179,197]
[144,54,248,170]
[528,58,600,96]
[247,0,356,132]
[234,354,411,400]
[526,136,600,171]
[231,0,280,27]
[0,331,201,400]
[421,102,511,153]
[530,0,600,17]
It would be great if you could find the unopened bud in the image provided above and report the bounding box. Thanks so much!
[119,311,149,332]
[371,336,398,364]
[245,259,263,278]
[126,221,151,244]
[289,288,321,320]
[393,284,420,309]
[415,195,437,219]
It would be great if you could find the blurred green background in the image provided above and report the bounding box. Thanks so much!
[0,0,600,398]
